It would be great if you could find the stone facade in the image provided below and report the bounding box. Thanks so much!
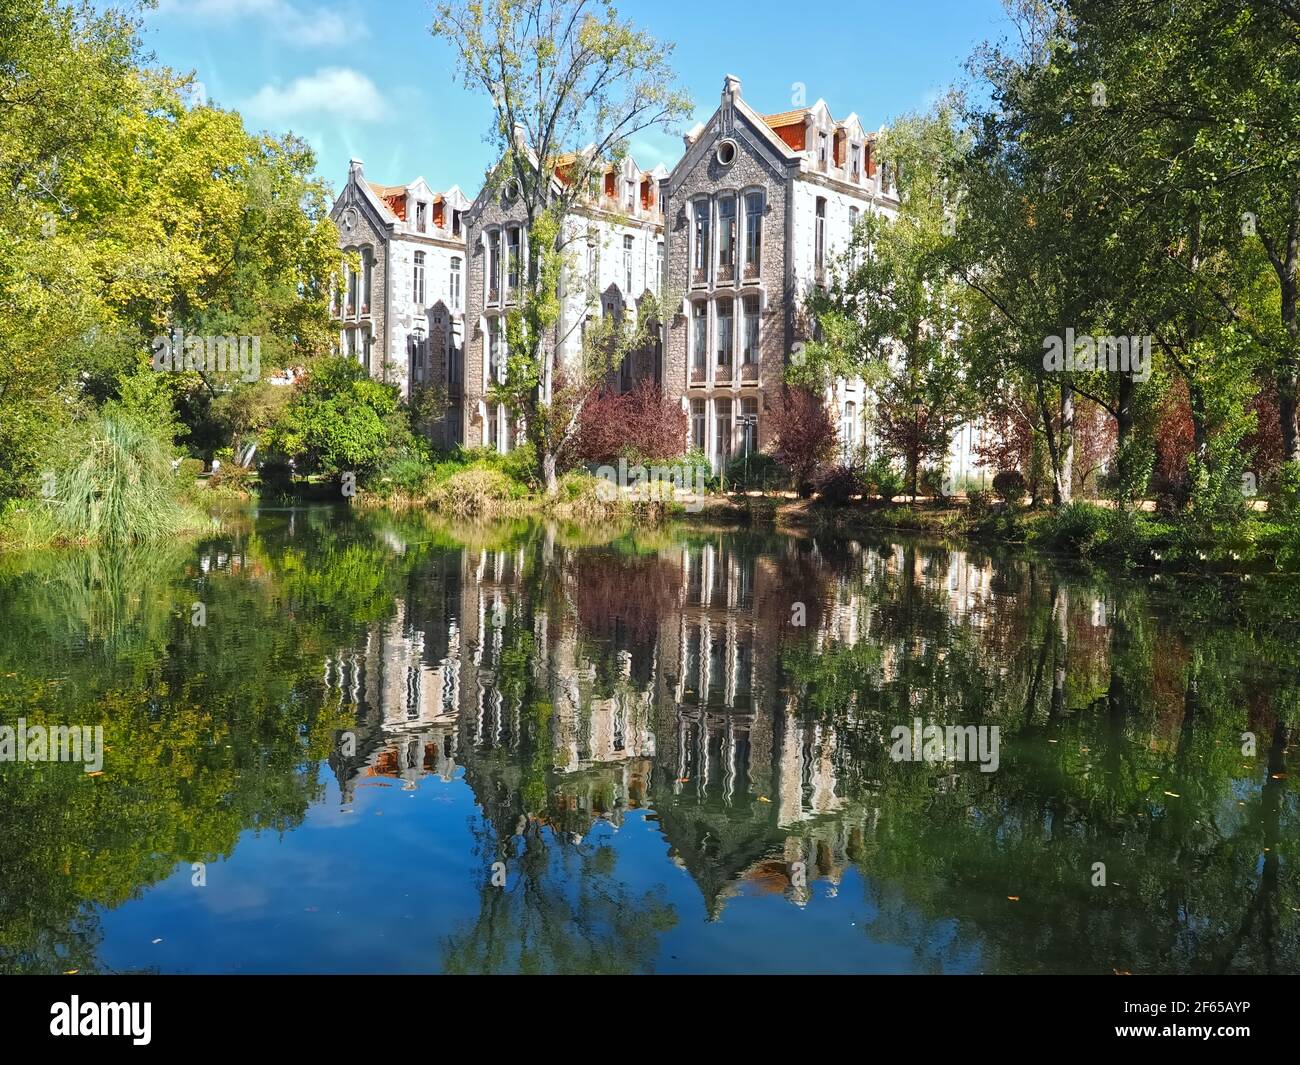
[663,75,900,473]
[327,77,988,483]
[457,149,666,452]
[329,159,470,446]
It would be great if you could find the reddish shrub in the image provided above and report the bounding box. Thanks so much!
[572,380,687,464]
[768,386,836,497]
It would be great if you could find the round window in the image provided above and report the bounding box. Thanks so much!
[716,140,737,166]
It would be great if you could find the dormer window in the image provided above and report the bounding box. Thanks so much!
[817,131,829,171]
[452,210,462,237]
[851,143,861,181]
[416,201,427,232]
[625,178,635,211]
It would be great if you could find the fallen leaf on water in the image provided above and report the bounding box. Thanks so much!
[758,796,771,803]
[63,969,78,975]
[1163,790,1180,797]
[1007,895,1020,902]
[1271,773,1287,779]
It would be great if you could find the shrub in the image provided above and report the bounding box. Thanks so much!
[992,469,1027,503]
[725,451,787,492]
[573,380,688,465]
[967,489,994,518]
[257,460,295,497]
[42,415,202,545]
[768,386,836,497]
[429,467,524,516]
[812,464,863,505]
[862,454,906,502]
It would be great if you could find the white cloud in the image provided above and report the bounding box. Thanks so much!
[242,67,386,124]
[157,0,363,49]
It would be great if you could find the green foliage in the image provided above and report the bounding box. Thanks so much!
[265,358,406,481]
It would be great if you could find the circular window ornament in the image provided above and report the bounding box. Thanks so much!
[502,179,521,203]
[716,140,737,167]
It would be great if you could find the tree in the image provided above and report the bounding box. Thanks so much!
[572,378,688,465]
[432,0,691,495]
[799,102,974,499]
[767,386,837,498]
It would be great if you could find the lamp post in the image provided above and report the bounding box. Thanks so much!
[738,413,757,491]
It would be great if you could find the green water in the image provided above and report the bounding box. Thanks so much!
[0,506,1295,974]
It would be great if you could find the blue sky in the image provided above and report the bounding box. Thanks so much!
[142,0,1013,199]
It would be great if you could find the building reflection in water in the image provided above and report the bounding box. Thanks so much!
[319,532,1039,917]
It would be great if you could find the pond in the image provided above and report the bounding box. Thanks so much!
[0,506,1295,974]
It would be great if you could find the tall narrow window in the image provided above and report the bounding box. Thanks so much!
[416,201,427,232]
[656,241,664,294]
[347,264,358,318]
[691,301,707,382]
[841,401,857,463]
[362,251,372,314]
[488,317,505,385]
[851,143,861,181]
[818,131,829,170]
[450,256,462,309]
[743,191,763,279]
[693,200,710,284]
[623,234,634,295]
[715,297,734,378]
[740,397,758,456]
[625,178,636,211]
[742,295,759,373]
[714,397,732,470]
[691,399,707,452]
[506,226,521,294]
[487,404,499,451]
[452,210,462,237]
[413,251,426,305]
[717,195,736,281]
[814,198,827,275]
[488,233,501,303]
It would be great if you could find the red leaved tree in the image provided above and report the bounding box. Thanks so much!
[571,380,688,465]
[768,386,836,497]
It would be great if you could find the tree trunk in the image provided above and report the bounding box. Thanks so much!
[542,447,559,497]
[1057,385,1074,504]
[1278,363,1300,462]
[1115,372,1134,500]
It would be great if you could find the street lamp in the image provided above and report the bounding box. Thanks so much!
[738,413,757,491]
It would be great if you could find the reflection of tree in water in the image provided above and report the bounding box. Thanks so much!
[781,545,1298,973]
[0,515,423,973]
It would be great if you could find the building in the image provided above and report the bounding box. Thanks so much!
[457,139,667,452]
[661,74,900,473]
[329,159,471,444]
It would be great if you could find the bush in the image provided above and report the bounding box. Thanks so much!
[373,454,436,497]
[725,451,787,492]
[967,489,994,518]
[257,460,295,497]
[1036,501,1150,559]
[992,469,1028,503]
[862,454,906,502]
[769,387,837,497]
[429,467,525,516]
[40,415,202,546]
[812,464,863,505]
[573,380,688,466]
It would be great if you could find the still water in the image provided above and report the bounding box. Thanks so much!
[0,506,1295,974]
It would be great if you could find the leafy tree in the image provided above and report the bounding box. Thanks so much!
[432,0,691,494]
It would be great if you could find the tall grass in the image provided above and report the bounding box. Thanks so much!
[38,416,205,546]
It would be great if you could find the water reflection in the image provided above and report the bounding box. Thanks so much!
[0,509,1296,973]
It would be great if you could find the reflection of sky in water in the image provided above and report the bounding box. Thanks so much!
[1,508,1295,974]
